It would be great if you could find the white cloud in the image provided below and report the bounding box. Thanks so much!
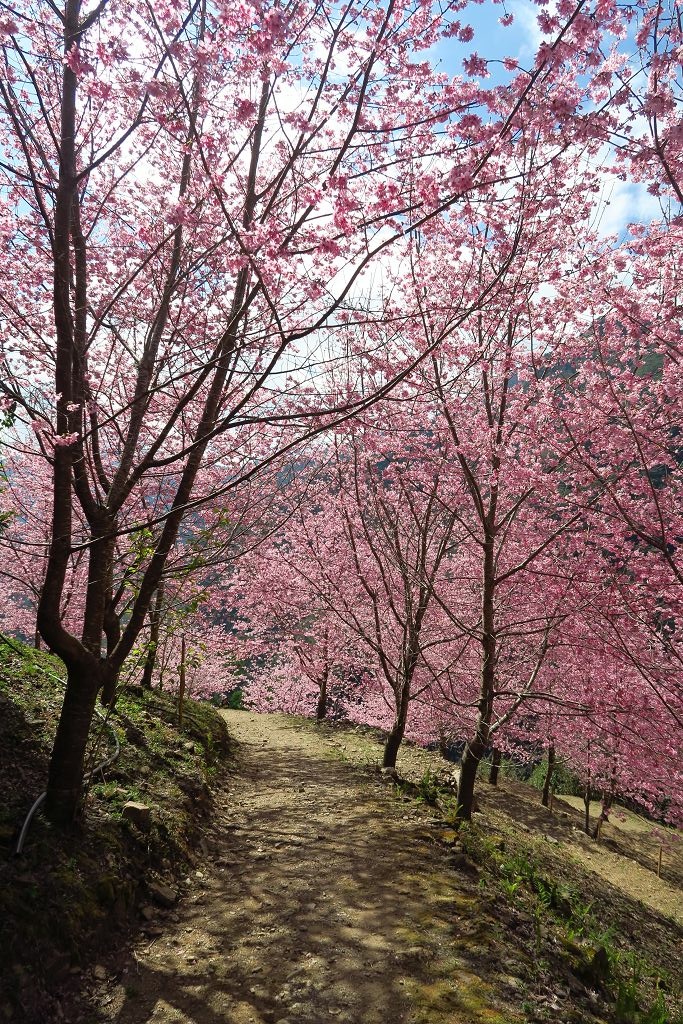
[593,177,662,239]
[508,0,544,62]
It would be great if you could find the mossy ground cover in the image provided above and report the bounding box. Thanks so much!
[395,771,683,1024]
[0,637,233,1023]
[295,718,683,1024]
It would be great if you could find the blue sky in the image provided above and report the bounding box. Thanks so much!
[424,0,664,240]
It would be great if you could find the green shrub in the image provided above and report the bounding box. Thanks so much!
[225,687,244,710]
[527,757,583,796]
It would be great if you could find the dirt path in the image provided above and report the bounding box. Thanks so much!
[82,712,515,1024]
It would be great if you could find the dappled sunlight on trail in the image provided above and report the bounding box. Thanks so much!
[85,712,511,1024]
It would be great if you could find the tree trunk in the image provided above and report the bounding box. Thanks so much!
[177,635,186,731]
[591,792,614,840]
[584,786,591,835]
[383,673,412,768]
[488,748,501,785]
[458,738,485,820]
[140,646,155,691]
[141,584,164,690]
[541,743,555,807]
[457,528,496,821]
[45,661,100,824]
[315,669,328,721]
[81,521,117,706]
[383,720,405,768]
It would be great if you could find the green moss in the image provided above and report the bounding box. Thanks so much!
[406,966,524,1023]
[387,741,683,1024]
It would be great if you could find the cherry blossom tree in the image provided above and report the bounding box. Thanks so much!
[533,226,683,809]
[216,143,683,822]
[274,431,464,762]
[227,541,360,721]
[1,0,679,830]
[1,0,506,823]
[373,155,614,817]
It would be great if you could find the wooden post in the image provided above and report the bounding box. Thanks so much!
[657,845,663,879]
[178,635,186,732]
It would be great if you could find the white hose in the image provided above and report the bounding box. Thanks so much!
[14,792,47,855]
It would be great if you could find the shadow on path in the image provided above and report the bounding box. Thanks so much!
[85,713,506,1024]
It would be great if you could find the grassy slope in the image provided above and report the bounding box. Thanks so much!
[311,718,683,1024]
[452,803,683,1024]
[406,773,683,1023]
[0,637,233,1023]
